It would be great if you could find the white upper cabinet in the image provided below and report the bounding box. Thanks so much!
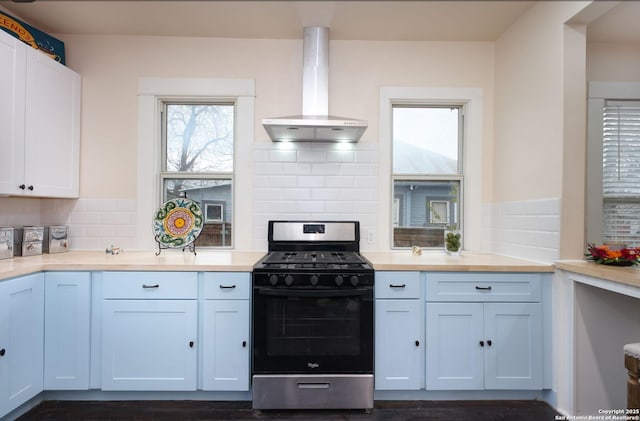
[0,30,81,198]
[0,31,26,195]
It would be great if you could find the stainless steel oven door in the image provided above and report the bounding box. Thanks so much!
[252,286,374,375]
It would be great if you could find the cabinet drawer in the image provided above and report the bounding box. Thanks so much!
[375,271,421,299]
[102,272,197,299]
[426,272,541,302]
[203,272,250,299]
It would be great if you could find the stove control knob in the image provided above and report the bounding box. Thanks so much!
[350,275,359,286]
[284,275,294,286]
[335,275,344,286]
[310,274,319,286]
[269,275,279,286]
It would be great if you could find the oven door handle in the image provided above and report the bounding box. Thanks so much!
[257,287,372,298]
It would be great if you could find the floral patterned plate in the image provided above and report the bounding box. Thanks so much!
[153,198,203,248]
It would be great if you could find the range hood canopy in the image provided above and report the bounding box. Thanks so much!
[262,27,368,143]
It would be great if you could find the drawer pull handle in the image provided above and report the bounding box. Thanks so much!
[142,284,159,289]
[298,383,330,389]
[475,286,492,291]
[220,285,236,289]
[389,284,406,288]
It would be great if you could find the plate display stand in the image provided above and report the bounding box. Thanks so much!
[152,198,204,256]
[154,235,197,256]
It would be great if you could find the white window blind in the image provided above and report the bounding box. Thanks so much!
[602,100,640,246]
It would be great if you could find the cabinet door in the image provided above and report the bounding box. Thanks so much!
[44,272,91,390]
[0,273,44,418]
[375,299,422,390]
[425,302,484,390]
[202,300,250,391]
[0,31,26,195]
[24,47,80,198]
[101,299,197,391]
[483,302,542,390]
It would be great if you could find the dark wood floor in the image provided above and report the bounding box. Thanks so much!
[17,400,560,420]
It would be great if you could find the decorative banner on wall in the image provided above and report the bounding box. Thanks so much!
[0,10,65,64]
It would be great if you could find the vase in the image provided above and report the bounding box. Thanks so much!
[444,229,461,255]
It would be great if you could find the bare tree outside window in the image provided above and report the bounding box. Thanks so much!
[162,103,235,247]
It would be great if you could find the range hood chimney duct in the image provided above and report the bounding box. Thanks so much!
[262,26,367,143]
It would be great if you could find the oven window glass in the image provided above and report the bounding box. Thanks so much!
[266,296,361,357]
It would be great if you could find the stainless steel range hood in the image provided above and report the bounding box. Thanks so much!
[262,27,367,143]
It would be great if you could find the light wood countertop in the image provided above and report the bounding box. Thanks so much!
[554,260,640,289]
[0,250,266,280]
[0,250,555,281]
[361,251,554,272]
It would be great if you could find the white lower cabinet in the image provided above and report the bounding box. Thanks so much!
[425,272,543,391]
[0,273,44,418]
[44,272,91,390]
[375,271,423,390]
[201,272,250,391]
[101,272,198,391]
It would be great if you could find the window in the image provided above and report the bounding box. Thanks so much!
[161,102,235,247]
[380,87,481,251]
[429,200,450,225]
[392,105,463,249]
[587,83,640,248]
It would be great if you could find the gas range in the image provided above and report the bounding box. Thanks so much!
[251,220,374,410]
[252,222,374,288]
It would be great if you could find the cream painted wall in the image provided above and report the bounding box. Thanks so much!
[62,35,495,202]
[587,41,640,81]
[493,1,589,204]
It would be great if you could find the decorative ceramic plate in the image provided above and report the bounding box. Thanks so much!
[153,198,203,248]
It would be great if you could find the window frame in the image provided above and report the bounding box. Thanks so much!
[379,87,483,251]
[587,82,640,247]
[137,78,254,250]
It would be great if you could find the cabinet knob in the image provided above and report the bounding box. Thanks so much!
[415,340,420,347]
[0,348,5,356]
[27,185,34,191]
[19,184,25,190]
[189,341,194,348]
[479,340,484,347]
[487,340,492,347]
[242,341,247,348]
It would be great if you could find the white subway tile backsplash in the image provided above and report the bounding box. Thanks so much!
[66,198,136,251]
[326,176,355,188]
[296,176,326,188]
[311,189,342,201]
[253,142,380,249]
[326,150,355,162]
[282,163,311,175]
[341,163,371,176]
[70,212,101,225]
[297,150,327,162]
[311,163,342,175]
[489,198,561,264]
[265,176,298,188]
[268,149,297,162]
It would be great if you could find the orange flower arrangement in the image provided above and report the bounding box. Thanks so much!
[586,243,640,266]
